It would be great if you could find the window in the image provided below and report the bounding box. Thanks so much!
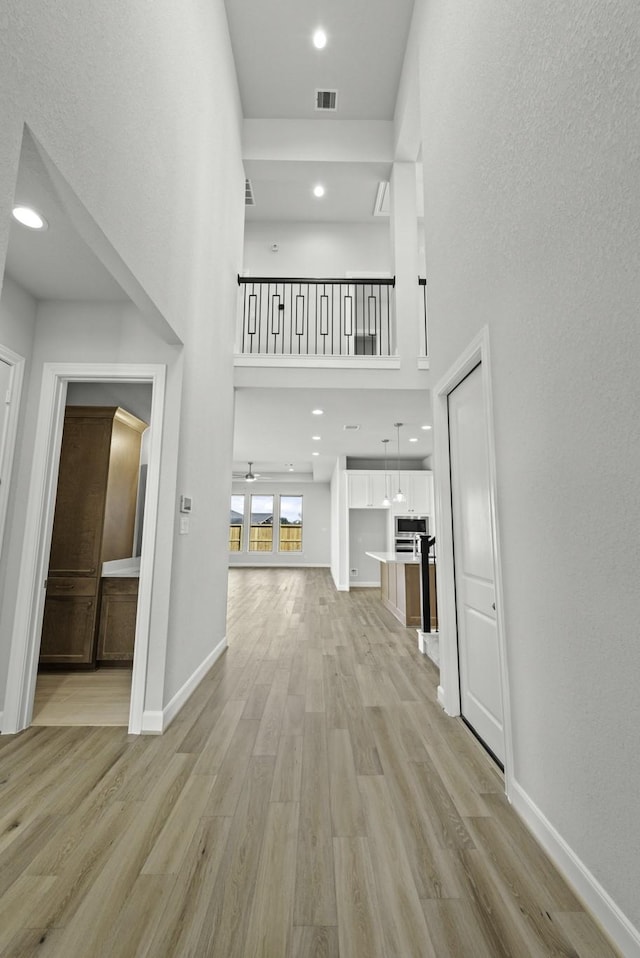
[229,494,245,551]
[279,495,303,552]
[249,494,274,551]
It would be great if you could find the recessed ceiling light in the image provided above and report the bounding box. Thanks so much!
[312,435,321,441]
[421,425,432,430]
[288,467,294,472]
[313,28,327,49]
[12,205,48,230]
[313,184,325,198]
[409,437,418,443]
[312,451,320,456]
[312,408,324,415]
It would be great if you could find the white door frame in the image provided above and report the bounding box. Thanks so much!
[433,327,514,792]
[0,344,25,560]
[2,362,166,736]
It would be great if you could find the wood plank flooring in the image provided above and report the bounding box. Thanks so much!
[32,670,132,726]
[0,567,621,957]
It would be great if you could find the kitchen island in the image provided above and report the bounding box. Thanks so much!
[365,551,422,627]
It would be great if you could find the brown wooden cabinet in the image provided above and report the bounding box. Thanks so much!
[40,406,147,667]
[97,577,139,663]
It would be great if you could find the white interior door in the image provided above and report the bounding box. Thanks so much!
[448,363,504,763]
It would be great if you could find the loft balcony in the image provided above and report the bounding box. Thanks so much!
[234,276,430,368]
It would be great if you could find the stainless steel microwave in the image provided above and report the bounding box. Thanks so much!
[395,515,429,536]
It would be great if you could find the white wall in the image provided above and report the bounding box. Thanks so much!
[228,481,330,567]
[0,0,245,717]
[416,0,640,942]
[349,510,387,586]
[0,277,36,661]
[244,221,391,277]
[0,301,182,715]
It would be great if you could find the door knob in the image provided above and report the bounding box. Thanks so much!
[491,602,496,611]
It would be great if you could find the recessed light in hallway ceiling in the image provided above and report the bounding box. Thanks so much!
[312,28,327,50]
[12,205,48,230]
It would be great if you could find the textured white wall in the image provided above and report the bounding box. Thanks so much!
[0,0,245,713]
[0,277,37,681]
[0,300,182,714]
[417,0,640,934]
[244,221,391,277]
[228,481,330,567]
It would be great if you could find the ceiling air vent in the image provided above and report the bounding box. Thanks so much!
[343,424,361,431]
[315,89,338,112]
[245,178,255,206]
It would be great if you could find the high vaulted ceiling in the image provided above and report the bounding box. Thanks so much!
[225,0,415,121]
[225,0,416,223]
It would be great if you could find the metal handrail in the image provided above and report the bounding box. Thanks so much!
[236,276,396,357]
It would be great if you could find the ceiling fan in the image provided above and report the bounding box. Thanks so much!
[232,461,273,482]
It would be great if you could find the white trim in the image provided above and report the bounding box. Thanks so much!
[417,357,430,370]
[2,363,166,737]
[229,562,330,568]
[142,636,228,734]
[510,779,640,958]
[234,354,401,370]
[417,629,440,665]
[0,344,25,562]
[349,581,379,588]
[437,685,446,709]
[433,327,514,795]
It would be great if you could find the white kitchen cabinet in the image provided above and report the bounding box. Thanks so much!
[391,471,434,516]
[347,471,390,509]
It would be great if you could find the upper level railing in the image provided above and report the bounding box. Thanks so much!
[237,276,395,357]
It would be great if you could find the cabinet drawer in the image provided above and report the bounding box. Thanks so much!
[101,577,139,596]
[46,577,97,597]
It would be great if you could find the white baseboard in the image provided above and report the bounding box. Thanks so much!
[229,562,330,568]
[437,685,446,710]
[0,711,4,733]
[349,581,379,588]
[510,779,640,958]
[141,636,227,734]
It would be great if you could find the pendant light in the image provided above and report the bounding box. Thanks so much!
[381,439,391,506]
[393,422,405,503]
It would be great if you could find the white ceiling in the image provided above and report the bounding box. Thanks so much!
[227,0,416,223]
[233,387,432,482]
[224,0,415,122]
[244,159,392,223]
[4,132,128,302]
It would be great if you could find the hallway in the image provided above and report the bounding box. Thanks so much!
[0,568,619,956]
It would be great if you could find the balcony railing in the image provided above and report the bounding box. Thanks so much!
[237,276,395,357]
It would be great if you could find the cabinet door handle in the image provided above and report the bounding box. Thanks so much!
[492,602,496,611]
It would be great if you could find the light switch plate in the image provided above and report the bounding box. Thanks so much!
[179,517,190,535]
[180,495,193,514]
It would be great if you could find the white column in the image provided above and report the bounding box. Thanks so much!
[390,162,420,364]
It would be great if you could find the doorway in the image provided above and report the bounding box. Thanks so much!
[433,329,512,780]
[32,382,152,727]
[2,362,166,735]
[448,363,503,764]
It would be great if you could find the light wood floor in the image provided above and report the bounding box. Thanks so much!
[33,669,132,727]
[0,568,620,957]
